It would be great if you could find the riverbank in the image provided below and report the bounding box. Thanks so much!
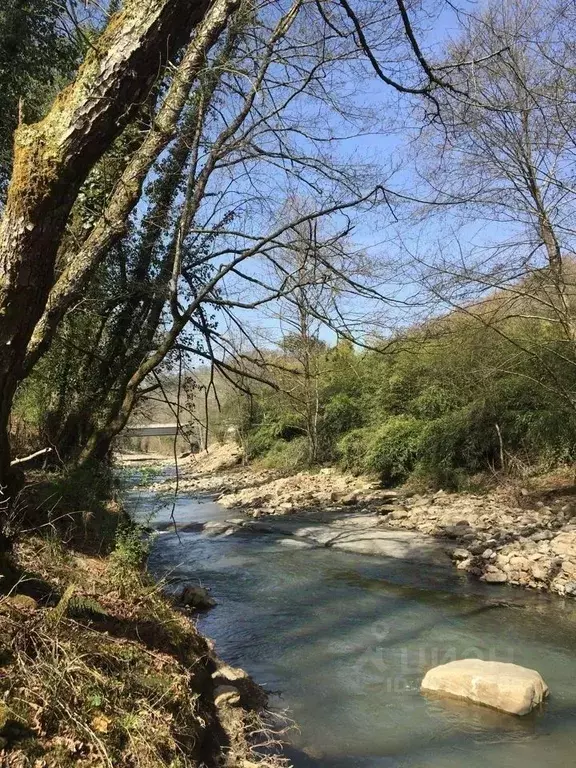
[147,445,576,598]
[0,467,284,768]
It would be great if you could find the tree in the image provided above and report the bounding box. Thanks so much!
[66,0,478,464]
[403,0,576,416]
[64,0,390,463]
[0,0,78,198]
[267,218,350,463]
[0,0,512,494]
[0,0,238,504]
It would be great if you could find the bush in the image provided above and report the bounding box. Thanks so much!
[245,416,305,459]
[408,384,456,420]
[418,404,500,479]
[337,427,371,475]
[338,416,424,484]
[417,400,576,487]
[107,521,151,594]
[27,463,124,553]
[245,423,279,458]
[499,407,576,466]
[261,436,310,470]
[322,393,363,441]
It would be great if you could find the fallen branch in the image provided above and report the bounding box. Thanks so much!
[11,447,53,467]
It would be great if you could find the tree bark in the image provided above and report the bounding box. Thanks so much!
[23,0,240,377]
[0,0,212,503]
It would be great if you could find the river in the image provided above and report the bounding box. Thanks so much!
[129,484,576,767]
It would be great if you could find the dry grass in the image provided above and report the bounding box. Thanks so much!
[0,536,292,768]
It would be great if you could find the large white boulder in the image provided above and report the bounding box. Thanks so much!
[421,659,549,715]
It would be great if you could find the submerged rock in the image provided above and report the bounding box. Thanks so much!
[421,659,549,715]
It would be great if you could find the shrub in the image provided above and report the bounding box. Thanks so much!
[499,407,576,466]
[322,393,363,440]
[245,416,305,459]
[408,384,456,420]
[107,521,151,594]
[28,463,123,553]
[338,416,424,484]
[418,404,500,479]
[336,427,371,475]
[365,416,424,483]
[261,436,309,470]
[245,423,279,458]
[417,400,576,486]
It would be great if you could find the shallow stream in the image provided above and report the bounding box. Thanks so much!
[130,487,576,767]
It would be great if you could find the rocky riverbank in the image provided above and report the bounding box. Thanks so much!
[388,489,576,596]
[150,444,576,598]
[7,543,284,768]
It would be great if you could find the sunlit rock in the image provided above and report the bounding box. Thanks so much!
[421,659,548,715]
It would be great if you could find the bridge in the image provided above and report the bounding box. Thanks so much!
[122,423,188,437]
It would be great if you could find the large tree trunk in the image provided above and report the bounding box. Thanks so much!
[0,0,212,506]
[23,0,239,377]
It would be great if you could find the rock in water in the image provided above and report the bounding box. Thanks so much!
[177,585,217,610]
[421,659,548,715]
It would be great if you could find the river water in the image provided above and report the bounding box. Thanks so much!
[130,487,576,767]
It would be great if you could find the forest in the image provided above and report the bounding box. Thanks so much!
[226,279,576,489]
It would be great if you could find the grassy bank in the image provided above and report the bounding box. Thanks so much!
[0,464,285,768]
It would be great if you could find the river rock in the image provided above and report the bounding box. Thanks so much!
[481,566,508,583]
[4,594,38,611]
[178,585,216,610]
[532,563,550,581]
[213,664,249,683]
[551,532,576,557]
[203,520,241,537]
[531,530,555,542]
[561,560,576,578]
[421,659,549,715]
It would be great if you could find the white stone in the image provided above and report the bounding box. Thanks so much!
[482,567,508,583]
[421,659,548,715]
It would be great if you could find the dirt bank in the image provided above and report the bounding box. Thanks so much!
[167,444,576,598]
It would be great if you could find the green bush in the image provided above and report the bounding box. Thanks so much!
[232,282,576,486]
[245,422,280,458]
[107,521,151,594]
[499,407,576,466]
[418,404,499,478]
[408,384,456,420]
[245,414,306,459]
[338,416,424,484]
[322,393,363,437]
[417,399,576,486]
[335,427,369,474]
[261,436,310,470]
[33,463,123,552]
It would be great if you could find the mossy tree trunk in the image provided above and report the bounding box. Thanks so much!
[0,0,211,508]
